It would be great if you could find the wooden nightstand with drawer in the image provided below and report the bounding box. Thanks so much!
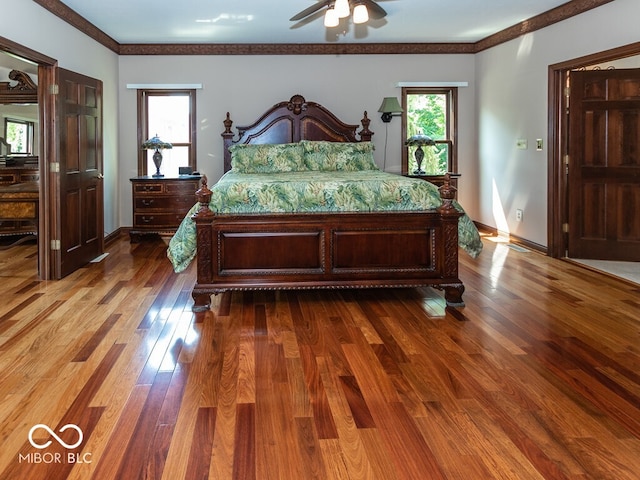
[130,175,201,242]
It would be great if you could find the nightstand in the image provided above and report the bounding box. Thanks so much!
[404,173,460,198]
[130,175,201,242]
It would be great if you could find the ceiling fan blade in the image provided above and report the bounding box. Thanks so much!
[361,0,387,20]
[289,10,326,29]
[290,1,331,21]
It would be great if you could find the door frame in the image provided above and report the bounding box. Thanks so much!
[0,35,56,279]
[547,41,640,258]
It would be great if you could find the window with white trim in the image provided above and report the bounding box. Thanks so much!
[4,117,34,154]
[137,89,196,177]
[401,87,457,176]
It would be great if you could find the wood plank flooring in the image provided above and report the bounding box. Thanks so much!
[0,235,638,479]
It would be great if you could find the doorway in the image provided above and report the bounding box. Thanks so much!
[0,36,105,279]
[567,68,640,261]
[0,38,55,278]
[548,42,640,266]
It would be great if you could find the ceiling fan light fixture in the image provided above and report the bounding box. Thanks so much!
[353,4,369,24]
[335,0,350,18]
[291,0,385,27]
[324,8,339,27]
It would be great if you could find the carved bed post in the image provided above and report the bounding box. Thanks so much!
[222,112,234,172]
[358,111,373,142]
[437,174,465,307]
[436,173,457,216]
[192,175,215,312]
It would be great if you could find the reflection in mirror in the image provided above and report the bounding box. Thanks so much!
[1,104,38,163]
[0,69,38,104]
[5,115,35,154]
[0,52,40,249]
[0,68,39,164]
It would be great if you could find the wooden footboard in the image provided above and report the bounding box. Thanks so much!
[190,177,465,312]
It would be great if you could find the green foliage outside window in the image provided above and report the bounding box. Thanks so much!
[6,120,30,153]
[406,94,448,174]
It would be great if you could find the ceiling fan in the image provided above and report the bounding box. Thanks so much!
[290,0,387,26]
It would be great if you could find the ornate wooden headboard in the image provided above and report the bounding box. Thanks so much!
[221,94,373,172]
[0,70,38,104]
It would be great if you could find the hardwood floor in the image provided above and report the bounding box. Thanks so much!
[0,234,638,479]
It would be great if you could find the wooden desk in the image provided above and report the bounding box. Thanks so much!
[0,164,39,185]
[0,181,39,239]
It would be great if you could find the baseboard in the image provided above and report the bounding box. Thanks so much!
[105,227,127,246]
[473,221,547,254]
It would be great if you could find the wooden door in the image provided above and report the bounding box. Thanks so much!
[568,68,640,260]
[54,68,104,278]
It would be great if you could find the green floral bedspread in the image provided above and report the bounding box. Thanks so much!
[167,170,482,272]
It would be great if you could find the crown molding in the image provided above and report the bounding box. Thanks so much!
[34,0,615,56]
[32,0,120,52]
[118,42,477,56]
[475,0,615,52]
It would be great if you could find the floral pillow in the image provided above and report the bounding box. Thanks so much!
[300,140,378,171]
[229,142,306,173]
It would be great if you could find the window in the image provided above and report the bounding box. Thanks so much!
[137,89,196,177]
[402,87,457,176]
[4,118,34,154]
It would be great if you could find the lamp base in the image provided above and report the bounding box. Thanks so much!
[413,145,425,176]
[152,149,164,177]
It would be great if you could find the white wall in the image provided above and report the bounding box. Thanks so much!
[6,0,640,247]
[2,0,120,235]
[475,0,640,247]
[117,54,476,226]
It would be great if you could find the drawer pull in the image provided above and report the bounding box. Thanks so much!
[141,216,154,223]
[142,199,154,207]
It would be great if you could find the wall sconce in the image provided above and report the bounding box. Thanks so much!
[378,97,403,122]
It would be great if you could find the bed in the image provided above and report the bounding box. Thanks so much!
[168,94,482,312]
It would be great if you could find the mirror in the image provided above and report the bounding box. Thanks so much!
[0,63,39,163]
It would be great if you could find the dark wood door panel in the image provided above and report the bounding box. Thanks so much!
[568,68,640,260]
[85,184,99,242]
[56,68,103,277]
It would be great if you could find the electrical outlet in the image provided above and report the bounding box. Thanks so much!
[516,209,524,222]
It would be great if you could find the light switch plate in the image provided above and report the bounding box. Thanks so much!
[516,139,528,150]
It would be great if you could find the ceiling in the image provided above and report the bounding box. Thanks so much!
[56,0,575,45]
